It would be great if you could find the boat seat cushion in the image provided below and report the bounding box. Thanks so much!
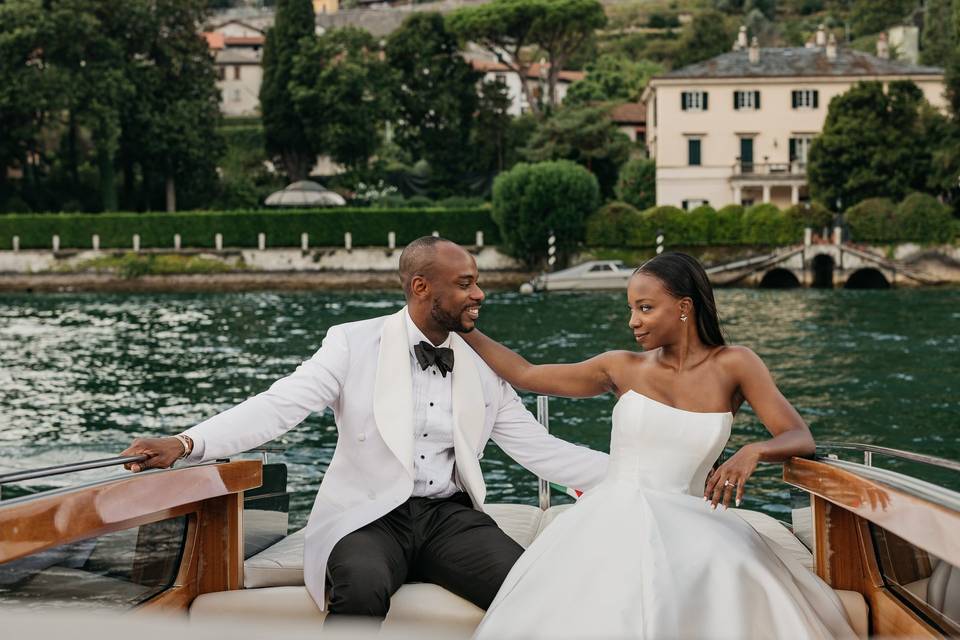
[244,504,814,588]
[243,503,544,589]
[190,583,483,636]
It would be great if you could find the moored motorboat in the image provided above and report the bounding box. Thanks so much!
[520,260,634,293]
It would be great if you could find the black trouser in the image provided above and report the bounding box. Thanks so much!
[325,492,524,618]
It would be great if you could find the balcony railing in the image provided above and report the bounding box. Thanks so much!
[732,161,807,177]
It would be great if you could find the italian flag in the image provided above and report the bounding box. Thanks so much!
[550,482,583,500]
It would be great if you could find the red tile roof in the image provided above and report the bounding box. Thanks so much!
[224,35,265,47]
[609,102,646,124]
[202,32,225,51]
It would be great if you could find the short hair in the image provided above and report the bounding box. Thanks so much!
[398,236,454,297]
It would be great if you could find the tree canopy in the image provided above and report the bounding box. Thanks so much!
[807,81,941,210]
[290,27,392,172]
[261,0,317,181]
[385,13,480,185]
[447,0,605,115]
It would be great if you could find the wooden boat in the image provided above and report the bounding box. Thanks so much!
[1,405,958,638]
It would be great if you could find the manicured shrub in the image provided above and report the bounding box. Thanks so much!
[492,160,600,268]
[685,205,718,245]
[714,205,744,244]
[741,204,801,245]
[585,201,642,246]
[785,202,833,231]
[845,198,897,242]
[614,159,656,211]
[634,205,686,246]
[894,193,954,243]
[0,208,500,249]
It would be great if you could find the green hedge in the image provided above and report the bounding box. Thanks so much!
[587,198,957,247]
[0,208,500,250]
[586,203,804,247]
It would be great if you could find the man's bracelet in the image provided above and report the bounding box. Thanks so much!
[173,433,193,459]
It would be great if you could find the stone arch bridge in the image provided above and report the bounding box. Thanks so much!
[705,244,941,289]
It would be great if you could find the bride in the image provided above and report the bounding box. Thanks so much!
[464,252,856,639]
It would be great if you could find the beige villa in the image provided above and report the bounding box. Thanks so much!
[642,27,946,210]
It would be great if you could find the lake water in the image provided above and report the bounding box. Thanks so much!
[1,288,958,527]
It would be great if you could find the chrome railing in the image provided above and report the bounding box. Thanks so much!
[0,454,149,486]
[537,395,551,510]
[816,442,960,473]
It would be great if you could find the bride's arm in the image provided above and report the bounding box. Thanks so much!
[460,329,627,398]
[705,346,815,508]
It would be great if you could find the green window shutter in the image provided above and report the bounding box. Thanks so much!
[703,92,709,110]
[789,138,797,162]
[681,92,688,110]
[734,91,739,109]
[813,90,819,108]
[754,90,761,109]
[688,139,701,166]
[791,91,797,108]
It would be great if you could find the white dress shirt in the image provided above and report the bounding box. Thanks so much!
[404,309,460,498]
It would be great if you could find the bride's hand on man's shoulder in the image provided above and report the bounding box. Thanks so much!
[704,443,761,510]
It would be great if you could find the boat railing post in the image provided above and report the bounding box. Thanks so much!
[537,395,551,511]
[864,451,873,467]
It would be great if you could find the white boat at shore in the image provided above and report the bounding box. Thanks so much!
[520,260,635,293]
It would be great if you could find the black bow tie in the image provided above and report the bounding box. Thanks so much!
[414,341,455,377]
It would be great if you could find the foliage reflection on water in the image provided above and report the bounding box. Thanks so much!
[0,288,957,527]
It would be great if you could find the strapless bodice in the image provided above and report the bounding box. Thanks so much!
[605,390,733,495]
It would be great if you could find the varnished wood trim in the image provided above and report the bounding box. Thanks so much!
[0,461,261,564]
[784,458,960,566]
[869,588,940,638]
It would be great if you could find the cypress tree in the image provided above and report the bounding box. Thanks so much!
[261,0,316,181]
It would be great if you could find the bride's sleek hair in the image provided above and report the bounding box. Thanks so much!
[635,252,726,347]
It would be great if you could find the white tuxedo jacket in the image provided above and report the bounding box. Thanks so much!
[184,307,608,609]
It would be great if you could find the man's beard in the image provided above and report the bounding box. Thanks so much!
[431,297,474,333]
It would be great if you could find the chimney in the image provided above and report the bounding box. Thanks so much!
[826,33,838,60]
[815,24,827,47]
[749,36,760,64]
[877,31,890,59]
[737,26,748,49]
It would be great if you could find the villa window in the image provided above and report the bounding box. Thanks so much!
[681,91,708,111]
[792,89,819,109]
[682,199,709,211]
[734,90,761,110]
[233,65,241,80]
[687,138,702,166]
[789,136,815,164]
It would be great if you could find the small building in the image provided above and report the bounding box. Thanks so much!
[608,102,646,144]
[313,0,339,15]
[469,59,585,116]
[642,26,945,210]
[204,20,266,117]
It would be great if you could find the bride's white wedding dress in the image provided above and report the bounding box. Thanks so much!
[475,390,856,639]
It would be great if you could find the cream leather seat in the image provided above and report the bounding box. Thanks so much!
[191,503,868,637]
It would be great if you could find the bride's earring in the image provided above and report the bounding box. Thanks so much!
[680,314,688,322]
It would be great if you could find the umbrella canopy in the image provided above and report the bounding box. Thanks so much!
[264,180,346,207]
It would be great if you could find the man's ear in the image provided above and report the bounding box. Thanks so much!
[411,274,429,299]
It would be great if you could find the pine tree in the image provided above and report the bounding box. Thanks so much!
[261,0,317,182]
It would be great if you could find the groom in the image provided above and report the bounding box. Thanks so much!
[120,236,607,619]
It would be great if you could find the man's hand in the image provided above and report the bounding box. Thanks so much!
[120,437,185,473]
